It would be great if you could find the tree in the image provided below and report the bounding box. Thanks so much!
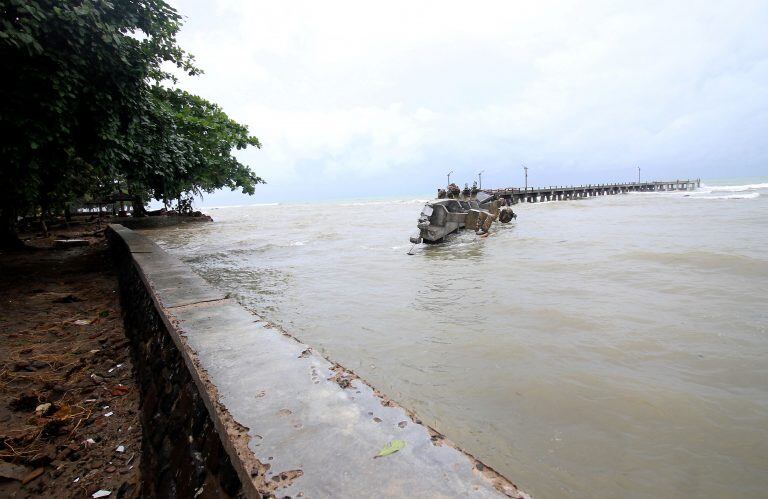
[120,86,262,212]
[0,0,262,246]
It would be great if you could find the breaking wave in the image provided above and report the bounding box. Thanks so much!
[700,182,768,192]
[202,202,280,210]
[699,192,760,200]
[339,199,429,207]
[685,182,765,200]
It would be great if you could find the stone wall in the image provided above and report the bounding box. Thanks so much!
[108,229,241,498]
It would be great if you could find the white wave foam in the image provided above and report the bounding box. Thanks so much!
[697,192,760,200]
[200,202,280,210]
[339,199,429,207]
[699,182,768,193]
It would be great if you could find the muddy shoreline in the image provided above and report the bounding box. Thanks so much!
[0,235,141,498]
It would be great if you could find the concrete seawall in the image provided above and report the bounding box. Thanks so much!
[106,224,529,498]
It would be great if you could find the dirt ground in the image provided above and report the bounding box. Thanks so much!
[0,227,141,498]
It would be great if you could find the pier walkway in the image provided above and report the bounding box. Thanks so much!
[488,179,699,204]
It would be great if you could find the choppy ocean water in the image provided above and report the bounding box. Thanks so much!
[146,179,768,498]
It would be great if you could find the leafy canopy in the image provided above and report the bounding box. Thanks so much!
[0,0,262,227]
[124,86,263,206]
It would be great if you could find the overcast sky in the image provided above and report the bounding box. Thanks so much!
[168,0,768,205]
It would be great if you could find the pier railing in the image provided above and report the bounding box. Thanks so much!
[485,179,699,204]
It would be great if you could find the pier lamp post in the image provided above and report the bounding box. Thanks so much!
[478,170,484,190]
[638,166,641,183]
[447,170,454,186]
[523,165,528,189]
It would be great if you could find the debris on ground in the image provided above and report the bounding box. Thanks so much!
[0,238,141,497]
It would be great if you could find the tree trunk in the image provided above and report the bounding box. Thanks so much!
[63,206,71,228]
[0,208,25,250]
[39,202,50,237]
[132,195,147,217]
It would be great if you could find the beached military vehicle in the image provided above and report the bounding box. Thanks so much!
[410,191,516,244]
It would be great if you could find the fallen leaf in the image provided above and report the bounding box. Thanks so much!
[73,319,92,326]
[21,467,45,485]
[53,404,72,419]
[110,385,130,397]
[375,439,406,458]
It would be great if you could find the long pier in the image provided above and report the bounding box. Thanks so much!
[419,178,701,244]
[487,179,699,204]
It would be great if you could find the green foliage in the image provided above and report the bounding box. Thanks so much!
[0,0,262,238]
[122,86,262,205]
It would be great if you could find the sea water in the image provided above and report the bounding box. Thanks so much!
[145,179,768,498]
